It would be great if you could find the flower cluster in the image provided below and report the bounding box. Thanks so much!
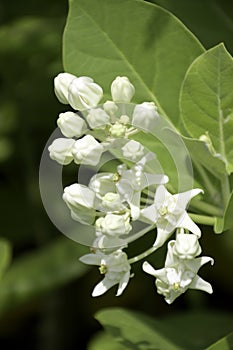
[48,73,214,302]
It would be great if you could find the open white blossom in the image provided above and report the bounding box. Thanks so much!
[80,249,131,296]
[95,213,132,237]
[72,135,104,166]
[63,183,96,224]
[172,233,202,259]
[86,108,110,129]
[117,156,169,220]
[48,138,75,165]
[141,185,202,249]
[143,241,214,304]
[132,102,159,130]
[111,76,135,103]
[57,111,87,138]
[122,140,144,161]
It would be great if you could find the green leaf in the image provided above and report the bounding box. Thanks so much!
[88,332,127,350]
[63,0,204,126]
[95,308,233,350]
[0,238,11,278]
[180,44,233,174]
[182,136,227,179]
[148,0,233,55]
[205,332,233,350]
[214,191,233,233]
[95,308,183,350]
[0,237,89,317]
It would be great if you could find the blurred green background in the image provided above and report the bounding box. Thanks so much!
[0,1,233,349]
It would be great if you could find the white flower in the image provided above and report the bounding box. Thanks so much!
[96,213,132,237]
[101,192,126,212]
[116,159,168,220]
[132,102,159,130]
[141,185,203,249]
[54,72,76,104]
[143,242,214,304]
[48,138,75,165]
[122,140,144,161]
[72,135,104,166]
[63,183,96,224]
[86,108,110,129]
[68,76,103,110]
[111,76,135,102]
[57,111,87,138]
[172,233,202,259]
[79,249,131,296]
[89,173,117,198]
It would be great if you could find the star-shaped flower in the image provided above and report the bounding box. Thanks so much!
[143,241,213,304]
[141,185,202,249]
[80,249,131,296]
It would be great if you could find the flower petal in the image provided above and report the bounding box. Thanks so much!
[79,253,102,265]
[116,271,131,296]
[189,275,213,294]
[178,212,201,237]
[92,277,117,297]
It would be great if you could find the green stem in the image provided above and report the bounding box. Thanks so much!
[128,246,157,264]
[189,213,215,226]
[221,175,231,208]
[189,199,223,217]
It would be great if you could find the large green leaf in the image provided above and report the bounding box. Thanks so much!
[214,191,233,233]
[0,237,89,317]
[180,44,233,174]
[95,308,183,350]
[206,332,233,350]
[63,0,204,126]
[0,238,11,278]
[149,0,233,54]
[95,308,233,350]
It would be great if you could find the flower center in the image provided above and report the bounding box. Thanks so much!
[99,264,108,274]
[159,206,168,216]
[172,282,180,291]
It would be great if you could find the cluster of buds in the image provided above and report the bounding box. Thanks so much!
[48,73,214,303]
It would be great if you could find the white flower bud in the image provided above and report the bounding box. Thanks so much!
[57,111,87,138]
[72,135,104,166]
[111,76,135,102]
[54,72,76,104]
[119,115,130,125]
[132,102,159,130]
[103,100,118,118]
[86,108,110,129]
[63,183,96,224]
[122,140,144,161]
[101,192,125,211]
[109,122,127,137]
[173,233,202,259]
[96,213,132,237]
[48,138,75,165]
[68,76,103,110]
[89,173,116,198]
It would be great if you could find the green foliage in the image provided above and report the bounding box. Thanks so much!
[0,239,11,278]
[206,332,233,350]
[180,44,233,175]
[0,238,89,318]
[63,0,204,126]
[91,308,233,350]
